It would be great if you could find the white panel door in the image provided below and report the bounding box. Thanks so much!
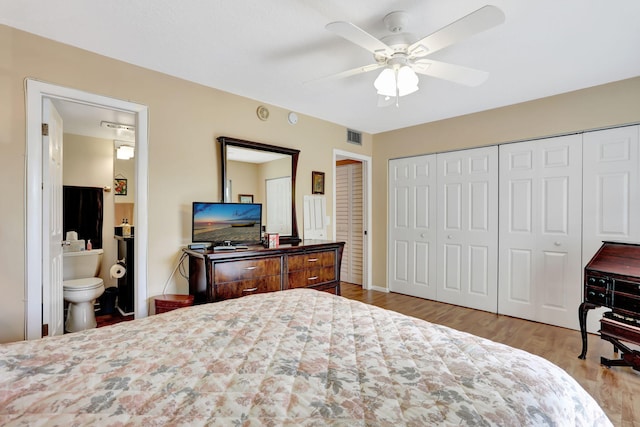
[43,98,65,336]
[303,195,327,240]
[499,135,583,329]
[436,146,498,312]
[266,176,291,235]
[582,125,640,332]
[388,155,437,299]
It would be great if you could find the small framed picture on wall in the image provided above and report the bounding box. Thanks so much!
[114,178,127,196]
[312,171,325,195]
[239,194,254,203]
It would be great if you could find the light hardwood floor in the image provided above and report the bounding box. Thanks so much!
[340,282,640,427]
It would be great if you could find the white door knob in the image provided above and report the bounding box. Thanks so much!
[554,241,561,246]
[447,235,453,239]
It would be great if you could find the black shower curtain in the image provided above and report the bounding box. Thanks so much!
[63,186,103,249]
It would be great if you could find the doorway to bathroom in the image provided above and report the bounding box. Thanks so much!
[25,80,149,340]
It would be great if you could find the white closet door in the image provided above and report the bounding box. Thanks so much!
[582,125,640,332]
[388,155,437,299]
[498,135,583,329]
[436,146,498,312]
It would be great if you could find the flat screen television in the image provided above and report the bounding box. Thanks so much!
[192,202,262,245]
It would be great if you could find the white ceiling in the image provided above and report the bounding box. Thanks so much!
[2,1,640,134]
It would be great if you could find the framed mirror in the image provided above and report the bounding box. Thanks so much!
[218,136,301,245]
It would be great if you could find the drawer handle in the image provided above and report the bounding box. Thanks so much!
[308,258,318,262]
[308,276,319,280]
[242,287,258,293]
[244,266,257,270]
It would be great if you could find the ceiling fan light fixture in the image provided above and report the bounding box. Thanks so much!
[397,66,419,96]
[374,68,396,97]
[374,66,419,97]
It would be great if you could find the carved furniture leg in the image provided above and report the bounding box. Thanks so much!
[578,302,597,359]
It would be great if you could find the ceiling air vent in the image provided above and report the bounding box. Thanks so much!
[347,129,362,145]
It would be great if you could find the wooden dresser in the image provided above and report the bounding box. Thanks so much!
[184,240,345,303]
[579,241,640,369]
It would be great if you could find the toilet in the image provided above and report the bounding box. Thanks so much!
[63,249,105,332]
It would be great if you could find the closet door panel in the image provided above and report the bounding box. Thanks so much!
[508,249,533,303]
[499,135,582,329]
[469,245,489,295]
[388,155,437,299]
[444,244,462,291]
[582,125,640,332]
[437,146,498,312]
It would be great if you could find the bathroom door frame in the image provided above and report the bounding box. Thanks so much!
[25,79,149,340]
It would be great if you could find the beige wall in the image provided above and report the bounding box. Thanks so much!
[0,24,372,343]
[228,160,260,203]
[114,156,136,205]
[371,77,640,289]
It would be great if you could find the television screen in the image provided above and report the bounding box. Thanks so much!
[192,202,262,245]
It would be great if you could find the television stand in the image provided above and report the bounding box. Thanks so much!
[184,240,344,303]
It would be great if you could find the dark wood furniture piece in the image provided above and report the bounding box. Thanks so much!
[579,241,640,369]
[184,240,345,303]
[599,315,640,370]
[154,294,195,314]
[114,235,134,315]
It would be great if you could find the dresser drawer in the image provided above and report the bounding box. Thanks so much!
[214,257,282,282]
[288,251,335,271]
[287,266,336,289]
[215,276,282,300]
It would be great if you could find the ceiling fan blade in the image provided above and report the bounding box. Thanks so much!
[326,21,394,57]
[306,63,384,84]
[413,59,489,86]
[408,5,505,58]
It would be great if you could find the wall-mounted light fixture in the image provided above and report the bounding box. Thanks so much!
[114,140,135,160]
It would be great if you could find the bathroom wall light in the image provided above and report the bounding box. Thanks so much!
[114,140,135,160]
[116,146,134,160]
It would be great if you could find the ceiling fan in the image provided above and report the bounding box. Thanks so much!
[320,5,505,105]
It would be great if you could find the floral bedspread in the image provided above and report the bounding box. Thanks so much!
[0,289,610,426]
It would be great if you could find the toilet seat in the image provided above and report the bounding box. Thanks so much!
[63,277,104,291]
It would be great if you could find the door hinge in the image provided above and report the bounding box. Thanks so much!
[42,123,49,136]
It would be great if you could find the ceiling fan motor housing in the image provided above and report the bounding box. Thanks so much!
[383,11,410,33]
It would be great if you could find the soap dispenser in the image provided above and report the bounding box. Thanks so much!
[123,219,131,237]
[86,239,92,251]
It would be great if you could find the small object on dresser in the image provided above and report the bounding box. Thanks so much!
[267,233,279,248]
[86,239,92,251]
[154,294,195,314]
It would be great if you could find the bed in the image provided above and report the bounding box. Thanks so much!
[0,289,610,426]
